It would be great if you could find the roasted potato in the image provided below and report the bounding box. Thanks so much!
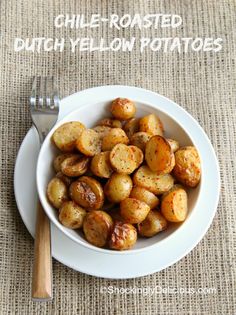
[90,151,113,178]
[69,176,104,209]
[83,210,113,247]
[60,154,90,177]
[109,222,137,250]
[145,136,174,174]
[123,118,140,139]
[167,139,179,153]
[110,144,136,174]
[98,118,122,128]
[130,132,151,151]
[55,172,73,187]
[139,114,164,136]
[133,165,174,194]
[104,173,133,203]
[138,210,167,237]
[111,98,136,120]
[120,198,150,224]
[102,128,129,151]
[129,145,144,168]
[93,125,112,139]
[161,187,188,222]
[130,186,159,209]
[47,177,68,209]
[173,146,201,187]
[59,201,86,229]
[53,153,74,172]
[76,129,102,156]
[52,122,85,152]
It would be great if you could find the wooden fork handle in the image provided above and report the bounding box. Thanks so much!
[32,201,52,301]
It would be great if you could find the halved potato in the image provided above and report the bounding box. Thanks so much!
[129,145,144,168]
[130,132,151,151]
[47,177,68,209]
[61,154,90,177]
[167,139,179,153]
[104,173,133,203]
[90,151,113,178]
[110,144,136,174]
[123,118,140,139]
[93,125,112,139]
[53,153,74,172]
[59,201,86,229]
[120,198,150,224]
[139,114,164,136]
[133,165,174,194]
[102,128,129,151]
[111,98,136,120]
[76,129,102,156]
[98,118,122,128]
[52,121,85,152]
[130,186,159,209]
[109,222,137,250]
[138,210,167,237]
[161,187,188,222]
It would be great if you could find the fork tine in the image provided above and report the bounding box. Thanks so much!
[30,76,37,107]
[53,77,60,109]
[45,76,52,108]
[38,77,46,108]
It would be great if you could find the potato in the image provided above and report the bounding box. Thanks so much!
[109,222,137,250]
[129,145,144,168]
[83,211,113,247]
[52,122,85,152]
[69,176,104,210]
[111,98,136,120]
[139,114,164,136]
[59,201,86,229]
[110,144,136,174]
[133,165,174,194]
[161,187,188,222]
[102,128,129,151]
[53,153,74,172]
[173,146,201,187]
[145,136,173,174]
[98,118,122,129]
[60,154,90,177]
[123,118,140,139]
[47,177,68,209]
[93,125,112,139]
[130,186,159,209]
[90,151,113,178]
[104,173,133,203]
[55,172,73,187]
[167,139,179,153]
[120,198,150,224]
[130,132,151,151]
[138,210,167,237]
[76,129,102,156]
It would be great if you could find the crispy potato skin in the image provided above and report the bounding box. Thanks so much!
[138,210,167,237]
[167,139,180,153]
[129,145,144,168]
[130,187,159,209]
[83,211,113,247]
[104,173,133,203]
[61,155,90,177]
[52,122,85,152]
[161,187,188,222]
[173,146,201,187]
[53,153,74,172]
[111,98,136,120]
[130,132,151,151]
[120,198,150,224]
[98,118,122,128]
[90,151,113,178]
[123,118,140,139]
[93,126,112,139]
[47,177,68,209]
[76,129,102,156]
[139,114,164,136]
[109,222,137,250]
[102,128,129,151]
[110,144,136,174]
[59,201,86,229]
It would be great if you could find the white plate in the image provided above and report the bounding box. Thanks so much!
[14,86,220,279]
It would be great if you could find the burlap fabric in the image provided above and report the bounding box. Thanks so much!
[0,0,235,314]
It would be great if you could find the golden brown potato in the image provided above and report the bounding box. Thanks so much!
[47,177,68,209]
[55,172,73,187]
[167,139,180,153]
[83,211,113,247]
[111,98,136,120]
[109,222,137,250]
[90,151,113,178]
[60,154,90,177]
[69,176,104,210]
[76,129,102,156]
[93,125,112,139]
[102,128,129,151]
[145,136,174,174]
[138,210,167,237]
[161,187,188,222]
[123,118,140,139]
[98,118,122,129]
[173,146,201,187]
[120,198,150,224]
[110,144,136,174]
[133,165,174,194]
[139,114,164,136]
[53,153,74,172]
[59,201,86,229]
[104,173,133,203]
[130,186,159,209]
[52,122,85,152]
[129,145,144,168]
[130,132,151,151]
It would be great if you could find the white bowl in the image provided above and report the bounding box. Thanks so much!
[37,96,213,255]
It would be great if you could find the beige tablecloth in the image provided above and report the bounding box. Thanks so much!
[0,0,235,314]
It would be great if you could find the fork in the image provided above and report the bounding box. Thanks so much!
[30,77,59,301]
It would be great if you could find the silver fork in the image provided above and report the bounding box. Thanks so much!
[30,77,59,301]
